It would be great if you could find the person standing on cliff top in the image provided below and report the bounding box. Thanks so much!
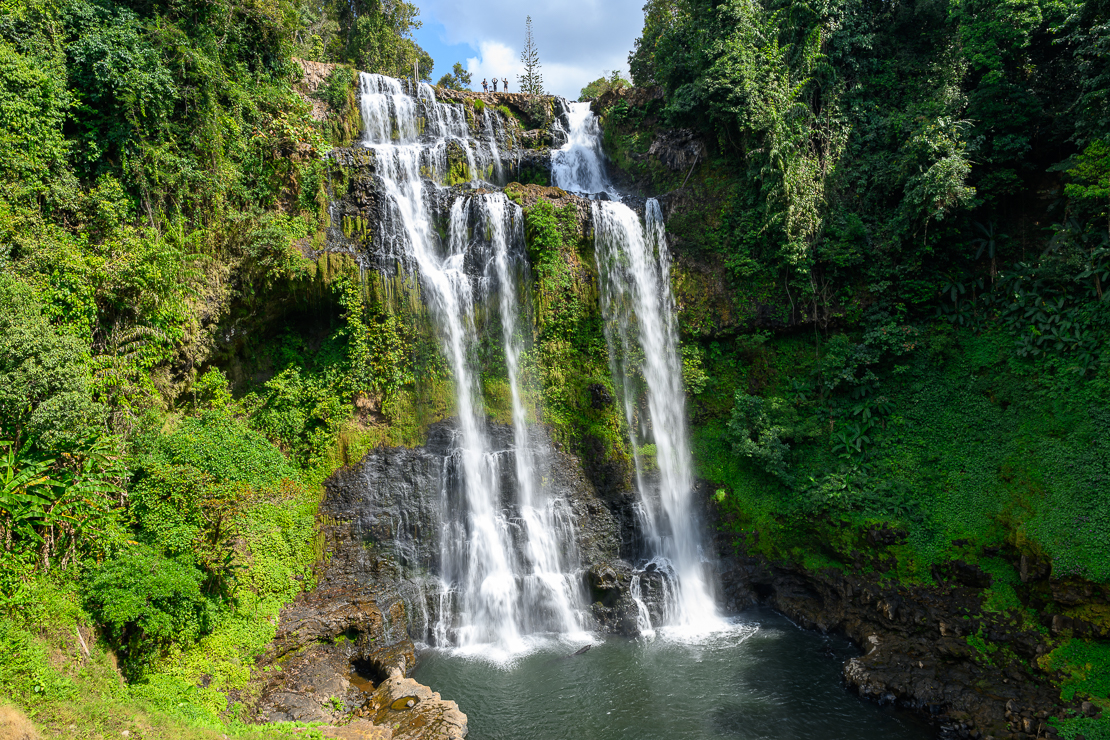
[502,77,508,92]
[482,78,488,92]
[492,77,498,92]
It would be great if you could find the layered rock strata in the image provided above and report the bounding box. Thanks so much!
[322,420,649,643]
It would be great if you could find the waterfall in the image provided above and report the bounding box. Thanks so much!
[550,103,609,195]
[552,101,724,634]
[487,196,583,638]
[355,73,583,653]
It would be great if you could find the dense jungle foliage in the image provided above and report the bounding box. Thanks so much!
[602,0,1110,734]
[0,0,434,734]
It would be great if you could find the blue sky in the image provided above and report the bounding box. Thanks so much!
[410,0,646,99]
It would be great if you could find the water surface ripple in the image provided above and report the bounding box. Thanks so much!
[413,607,935,740]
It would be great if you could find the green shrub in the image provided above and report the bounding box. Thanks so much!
[144,412,296,487]
[0,274,105,453]
[128,463,246,597]
[727,393,794,483]
[1042,639,1110,704]
[681,345,709,395]
[191,368,234,410]
[315,66,355,112]
[0,39,72,203]
[86,545,213,676]
[127,673,222,726]
[63,0,176,169]
[1049,716,1110,740]
[129,464,210,557]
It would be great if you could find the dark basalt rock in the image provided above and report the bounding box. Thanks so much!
[320,420,646,642]
[250,435,470,737]
[519,129,553,149]
[715,538,1098,740]
[866,523,909,547]
[932,561,993,590]
[646,129,707,173]
[588,383,613,410]
[588,563,622,604]
[252,573,425,726]
[1019,554,1051,584]
[512,148,553,186]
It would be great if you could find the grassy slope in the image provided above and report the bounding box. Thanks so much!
[1,581,327,739]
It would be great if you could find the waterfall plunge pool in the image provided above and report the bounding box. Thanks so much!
[412,607,935,740]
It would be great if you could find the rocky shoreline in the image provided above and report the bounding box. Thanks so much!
[250,525,466,740]
[248,428,472,737]
[717,534,1106,740]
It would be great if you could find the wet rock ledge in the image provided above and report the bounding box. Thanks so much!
[250,509,466,739]
[719,542,1105,740]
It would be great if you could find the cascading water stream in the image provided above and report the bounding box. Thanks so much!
[552,101,725,634]
[487,197,584,637]
[356,73,583,653]
[550,102,610,195]
[438,195,522,650]
[593,202,722,632]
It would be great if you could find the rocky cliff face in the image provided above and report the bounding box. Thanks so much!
[252,506,468,739]
[321,88,569,276]
[321,420,653,642]
[252,415,658,736]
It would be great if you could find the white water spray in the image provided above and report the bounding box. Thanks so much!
[550,103,610,195]
[487,196,584,638]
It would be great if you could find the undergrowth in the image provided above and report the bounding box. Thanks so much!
[522,199,629,468]
[699,328,1110,584]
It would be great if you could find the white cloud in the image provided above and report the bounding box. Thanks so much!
[466,42,519,89]
[419,0,645,98]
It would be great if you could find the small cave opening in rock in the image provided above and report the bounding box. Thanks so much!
[349,658,390,695]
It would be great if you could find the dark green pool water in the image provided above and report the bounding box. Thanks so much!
[412,607,936,740]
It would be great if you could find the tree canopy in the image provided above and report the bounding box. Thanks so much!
[579,70,630,101]
[624,0,1107,328]
[438,62,473,90]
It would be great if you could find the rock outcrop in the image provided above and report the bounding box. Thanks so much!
[251,438,468,737]
[353,674,467,740]
[322,420,648,643]
[295,58,340,122]
[718,546,1100,740]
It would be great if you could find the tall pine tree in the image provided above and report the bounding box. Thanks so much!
[517,16,544,94]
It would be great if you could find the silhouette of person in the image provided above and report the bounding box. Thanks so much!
[482,78,488,92]
[492,78,498,92]
[502,78,508,92]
